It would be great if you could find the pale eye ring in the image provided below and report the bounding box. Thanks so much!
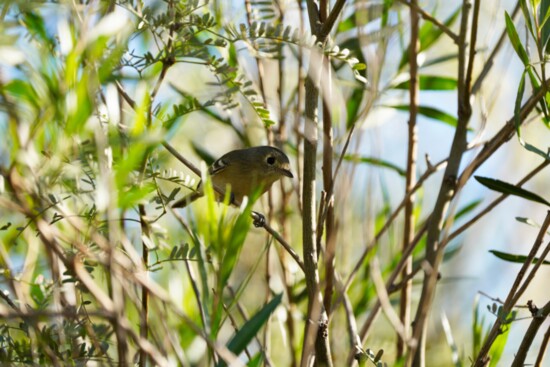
[266,156,276,165]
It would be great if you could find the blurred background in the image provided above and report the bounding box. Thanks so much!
[1,0,549,365]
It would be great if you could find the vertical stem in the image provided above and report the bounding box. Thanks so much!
[410,1,477,365]
[322,59,336,316]
[399,0,419,359]
[138,205,149,367]
[301,64,329,366]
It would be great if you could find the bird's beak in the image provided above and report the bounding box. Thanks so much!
[280,166,294,178]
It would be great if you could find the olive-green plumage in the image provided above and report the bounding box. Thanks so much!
[172,146,293,208]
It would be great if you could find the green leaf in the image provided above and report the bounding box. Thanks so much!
[218,294,283,367]
[388,105,458,127]
[342,154,406,176]
[454,199,482,221]
[338,14,356,33]
[393,75,458,91]
[505,11,530,65]
[489,249,550,265]
[346,88,364,129]
[421,53,459,68]
[247,353,263,367]
[520,0,536,42]
[515,216,539,227]
[514,69,527,131]
[475,176,550,206]
[540,0,550,53]
[488,315,511,367]
[191,143,216,166]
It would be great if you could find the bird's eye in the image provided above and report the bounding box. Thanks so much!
[266,156,276,165]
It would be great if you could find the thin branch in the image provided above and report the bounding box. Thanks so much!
[473,211,550,366]
[511,299,550,367]
[535,321,550,366]
[399,0,419,358]
[319,0,346,39]
[446,158,550,243]
[398,0,460,43]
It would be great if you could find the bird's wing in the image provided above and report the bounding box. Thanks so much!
[210,156,230,175]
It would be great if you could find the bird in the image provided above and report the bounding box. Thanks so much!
[172,146,293,210]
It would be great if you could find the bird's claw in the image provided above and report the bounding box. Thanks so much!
[252,211,266,227]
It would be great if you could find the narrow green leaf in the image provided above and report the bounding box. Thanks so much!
[338,15,356,32]
[393,75,458,91]
[540,0,550,53]
[475,176,550,206]
[388,105,458,127]
[454,199,482,221]
[520,0,536,41]
[505,11,530,65]
[488,313,511,367]
[489,249,550,265]
[247,353,263,367]
[421,53,459,68]
[191,143,216,166]
[514,69,527,132]
[218,294,283,367]
[515,216,539,227]
[342,154,406,176]
[346,88,364,129]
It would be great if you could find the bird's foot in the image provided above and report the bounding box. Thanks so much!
[252,211,266,227]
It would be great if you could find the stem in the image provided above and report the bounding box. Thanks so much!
[322,58,336,316]
[399,0,419,358]
[474,211,550,366]
[410,2,477,364]
[511,299,550,367]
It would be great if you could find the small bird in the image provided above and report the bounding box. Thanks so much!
[172,146,293,209]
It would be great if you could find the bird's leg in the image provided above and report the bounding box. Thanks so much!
[251,211,266,227]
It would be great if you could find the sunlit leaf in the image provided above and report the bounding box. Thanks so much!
[342,154,406,176]
[388,104,458,127]
[475,176,550,206]
[218,294,283,367]
[393,75,457,91]
[489,249,550,265]
[505,11,530,65]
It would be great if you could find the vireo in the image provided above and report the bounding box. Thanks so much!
[172,146,293,208]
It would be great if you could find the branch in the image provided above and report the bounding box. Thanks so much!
[511,300,550,367]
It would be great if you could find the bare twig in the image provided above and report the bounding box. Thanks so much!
[409,2,477,364]
[473,211,550,366]
[398,0,419,358]
[535,321,550,366]
[398,0,460,44]
[511,299,550,367]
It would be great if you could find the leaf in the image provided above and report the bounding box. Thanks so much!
[388,105,458,127]
[454,199,482,221]
[342,154,406,176]
[191,143,216,166]
[505,11,530,65]
[540,0,550,53]
[218,294,283,367]
[474,176,550,206]
[489,249,550,265]
[514,69,527,132]
[515,216,539,227]
[488,311,511,367]
[393,75,458,91]
[346,88,364,129]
